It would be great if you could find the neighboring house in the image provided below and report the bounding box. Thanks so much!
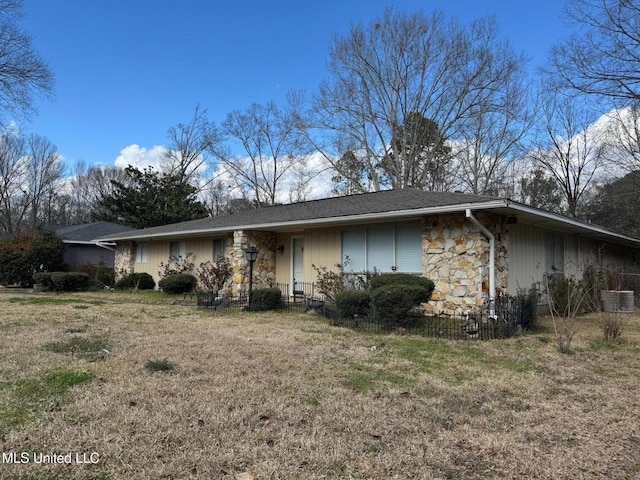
[54,221,135,267]
[98,189,640,314]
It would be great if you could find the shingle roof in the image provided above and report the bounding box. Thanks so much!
[55,221,135,243]
[98,189,502,241]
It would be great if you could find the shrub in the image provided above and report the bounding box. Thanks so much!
[250,287,282,311]
[370,273,435,293]
[312,258,379,301]
[0,231,65,287]
[197,258,232,293]
[33,272,55,289]
[95,263,115,287]
[603,312,624,341]
[312,263,345,301]
[50,272,91,291]
[158,273,197,294]
[74,262,115,288]
[335,290,371,318]
[114,272,156,290]
[545,274,592,317]
[371,283,433,324]
[158,252,194,279]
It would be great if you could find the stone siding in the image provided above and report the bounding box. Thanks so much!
[229,230,276,295]
[114,241,135,281]
[422,213,508,314]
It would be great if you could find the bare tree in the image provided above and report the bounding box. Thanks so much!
[528,92,605,217]
[381,112,453,191]
[162,105,223,188]
[452,35,537,195]
[219,94,310,206]
[0,132,61,233]
[0,0,53,124]
[0,130,25,234]
[547,0,640,104]
[602,104,640,174]
[201,178,231,217]
[80,164,132,222]
[24,133,62,230]
[311,8,532,193]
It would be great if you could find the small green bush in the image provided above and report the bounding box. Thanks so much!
[250,287,282,311]
[158,273,197,294]
[370,273,435,293]
[371,283,433,324]
[76,262,115,288]
[335,290,371,317]
[33,272,56,289]
[50,272,91,291]
[95,264,115,287]
[114,272,156,290]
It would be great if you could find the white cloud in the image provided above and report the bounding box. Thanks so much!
[114,144,167,171]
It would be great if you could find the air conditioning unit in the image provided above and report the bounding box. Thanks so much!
[601,290,635,313]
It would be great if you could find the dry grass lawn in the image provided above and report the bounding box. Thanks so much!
[0,289,639,479]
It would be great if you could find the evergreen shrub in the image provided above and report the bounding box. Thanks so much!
[50,272,91,291]
[114,272,156,290]
[158,273,197,294]
[250,287,282,311]
[371,283,434,324]
[370,273,435,293]
[335,290,371,318]
[33,272,56,289]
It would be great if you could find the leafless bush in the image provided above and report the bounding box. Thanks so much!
[603,312,624,341]
[544,274,592,354]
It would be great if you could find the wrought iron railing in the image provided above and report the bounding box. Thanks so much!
[197,284,533,340]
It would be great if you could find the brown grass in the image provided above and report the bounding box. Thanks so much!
[1,289,639,479]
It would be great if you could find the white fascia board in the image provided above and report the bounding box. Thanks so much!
[62,240,97,245]
[505,202,640,247]
[102,200,510,242]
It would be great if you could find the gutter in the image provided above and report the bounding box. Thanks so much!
[61,239,116,251]
[99,200,510,242]
[96,241,116,252]
[465,209,495,314]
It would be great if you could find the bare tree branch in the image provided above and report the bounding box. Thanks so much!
[0,0,53,124]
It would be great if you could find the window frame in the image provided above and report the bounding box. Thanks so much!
[135,242,148,264]
[212,237,228,260]
[169,240,186,261]
[341,224,422,274]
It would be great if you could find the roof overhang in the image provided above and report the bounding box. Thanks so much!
[496,201,640,249]
[100,200,509,241]
[62,239,117,250]
[99,198,640,250]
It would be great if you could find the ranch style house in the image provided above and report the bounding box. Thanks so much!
[97,189,640,314]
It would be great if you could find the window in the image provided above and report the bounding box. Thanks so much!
[169,241,186,261]
[342,224,421,273]
[135,242,148,263]
[213,237,227,260]
[342,229,366,271]
[545,232,564,274]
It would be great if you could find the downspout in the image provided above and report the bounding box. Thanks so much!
[465,209,495,315]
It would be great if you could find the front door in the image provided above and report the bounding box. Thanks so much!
[292,237,304,293]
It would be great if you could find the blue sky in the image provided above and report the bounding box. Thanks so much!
[20,0,567,170]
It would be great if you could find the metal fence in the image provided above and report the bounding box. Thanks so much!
[320,293,532,340]
[196,282,325,312]
[197,284,533,340]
